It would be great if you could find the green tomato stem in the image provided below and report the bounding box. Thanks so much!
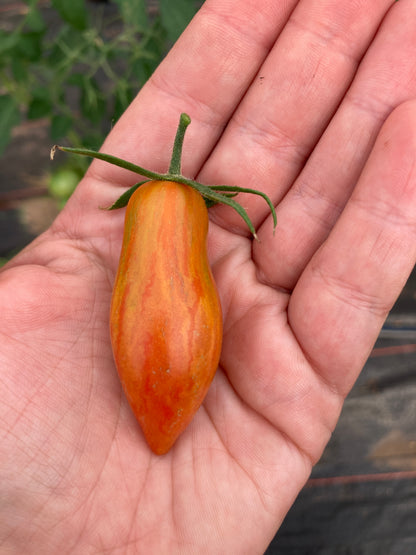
[50,113,277,239]
[168,113,191,175]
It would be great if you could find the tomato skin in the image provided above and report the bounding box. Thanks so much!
[110,180,222,455]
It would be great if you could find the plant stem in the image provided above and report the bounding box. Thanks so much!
[168,113,191,175]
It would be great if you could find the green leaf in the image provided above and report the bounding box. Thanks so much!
[25,6,46,33]
[50,114,73,141]
[11,58,28,83]
[0,95,21,156]
[27,88,52,119]
[129,18,167,80]
[67,72,85,88]
[51,0,88,31]
[79,78,107,125]
[159,0,197,42]
[113,0,148,29]
[77,133,104,151]
[47,26,78,67]
[15,31,44,61]
[131,56,158,85]
[0,30,19,56]
[113,82,135,121]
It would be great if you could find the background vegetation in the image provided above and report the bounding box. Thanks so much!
[0,0,201,264]
[0,0,199,153]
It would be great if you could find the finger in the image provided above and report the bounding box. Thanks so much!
[289,99,416,398]
[256,0,416,290]
[198,0,394,234]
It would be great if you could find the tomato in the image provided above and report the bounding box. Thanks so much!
[52,112,276,455]
[110,180,223,454]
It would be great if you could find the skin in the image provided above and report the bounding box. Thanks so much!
[1,0,416,552]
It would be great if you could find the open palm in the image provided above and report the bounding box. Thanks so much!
[2,1,416,552]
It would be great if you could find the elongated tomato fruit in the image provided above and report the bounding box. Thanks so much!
[110,181,222,454]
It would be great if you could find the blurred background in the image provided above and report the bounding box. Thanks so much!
[1,1,415,552]
[0,0,202,261]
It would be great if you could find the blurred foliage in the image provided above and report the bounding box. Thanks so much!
[0,0,199,156]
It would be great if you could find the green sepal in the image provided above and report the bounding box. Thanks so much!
[51,145,162,181]
[50,113,277,239]
[209,185,277,230]
[203,191,238,208]
[105,180,150,210]
[200,188,258,239]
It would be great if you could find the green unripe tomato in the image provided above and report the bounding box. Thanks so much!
[49,166,80,202]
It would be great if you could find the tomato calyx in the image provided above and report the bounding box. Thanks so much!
[50,113,277,239]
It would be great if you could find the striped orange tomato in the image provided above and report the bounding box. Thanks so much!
[110,180,222,454]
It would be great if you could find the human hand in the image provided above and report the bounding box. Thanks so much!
[1,1,416,552]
